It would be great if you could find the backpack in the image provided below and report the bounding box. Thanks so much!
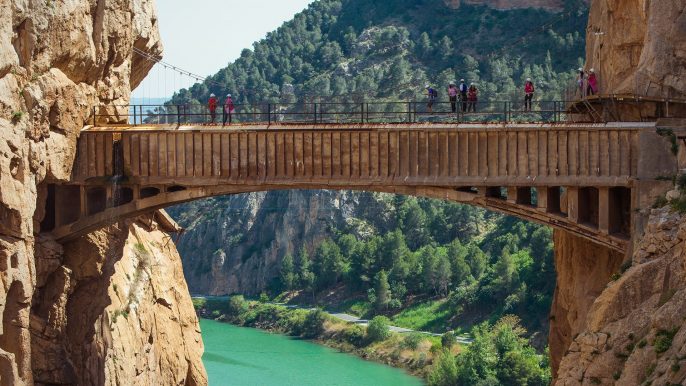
[430,88,438,98]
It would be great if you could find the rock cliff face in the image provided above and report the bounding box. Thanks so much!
[168,190,390,295]
[31,213,206,386]
[554,208,686,385]
[0,0,205,384]
[585,0,686,98]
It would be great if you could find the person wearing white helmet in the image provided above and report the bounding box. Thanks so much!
[467,83,478,113]
[524,78,535,111]
[459,79,468,112]
[223,93,235,126]
[587,68,598,96]
[208,93,218,123]
[448,81,458,113]
[577,67,585,97]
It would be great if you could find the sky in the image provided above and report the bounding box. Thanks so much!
[133,0,314,100]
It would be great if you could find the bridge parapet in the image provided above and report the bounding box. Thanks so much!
[43,122,678,252]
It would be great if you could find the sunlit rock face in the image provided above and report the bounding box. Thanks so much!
[554,208,686,386]
[1,1,205,385]
[585,0,686,99]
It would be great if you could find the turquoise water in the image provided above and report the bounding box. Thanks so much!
[200,319,424,386]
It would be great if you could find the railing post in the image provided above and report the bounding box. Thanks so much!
[313,103,317,124]
[177,105,181,125]
[133,105,137,125]
[366,103,370,123]
[93,106,96,126]
[268,103,271,125]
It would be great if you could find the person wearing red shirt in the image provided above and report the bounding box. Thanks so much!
[208,93,218,123]
[524,78,535,111]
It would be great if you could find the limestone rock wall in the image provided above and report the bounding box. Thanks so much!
[585,0,686,98]
[0,0,206,384]
[554,208,686,385]
[30,214,206,386]
[549,231,624,378]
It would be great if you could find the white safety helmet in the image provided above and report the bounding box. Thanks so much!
[210,93,215,97]
[460,79,465,82]
[470,83,475,86]
[578,67,583,72]
[526,78,531,82]
[589,68,595,73]
[227,94,232,97]
[425,84,430,88]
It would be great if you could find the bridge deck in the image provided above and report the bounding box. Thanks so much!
[43,121,676,252]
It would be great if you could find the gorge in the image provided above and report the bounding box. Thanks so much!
[1,0,686,385]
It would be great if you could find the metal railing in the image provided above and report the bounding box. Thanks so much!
[92,100,588,127]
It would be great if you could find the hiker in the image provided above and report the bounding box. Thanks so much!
[467,83,478,112]
[426,84,437,114]
[459,79,468,112]
[223,94,235,126]
[524,78,535,111]
[577,67,585,97]
[448,81,458,113]
[208,93,218,123]
[587,69,598,96]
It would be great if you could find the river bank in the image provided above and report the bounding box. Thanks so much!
[194,297,463,379]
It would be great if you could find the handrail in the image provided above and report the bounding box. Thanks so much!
[91,96,686,127]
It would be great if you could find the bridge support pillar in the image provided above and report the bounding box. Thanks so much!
[537,187,548,212]
[566,187,579,222]
[598,187,610,234]
[507,187,518,204]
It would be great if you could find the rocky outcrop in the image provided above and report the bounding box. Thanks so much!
[31,213,206,386]
[442,0,565,12]
[168,190,390,295]
[554,208,686,385]
[585,0,686,99]
[1,0,205,384]
[549,231,624,378]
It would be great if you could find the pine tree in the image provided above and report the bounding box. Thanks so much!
[280,253,296,290]
[374,270,391,311]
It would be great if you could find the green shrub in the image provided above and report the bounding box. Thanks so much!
[302,309,326,338]
[367,316,391,342]
[402,333,424,350]
[638,339,647,348]
[441,331,457,349]
[671,363,680,373]
[343,324,366,347]
[192,298,207,311]
[428,349,458,386]
[11,111,23,123]
[259,292,270,303]
[654,329,677,354]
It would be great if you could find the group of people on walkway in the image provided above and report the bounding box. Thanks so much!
[438,79,479,113]
[428,78,537,113]
[577,67,598,97]
[207,93,235,125]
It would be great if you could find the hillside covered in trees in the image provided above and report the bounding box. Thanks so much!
[170,0,588,106]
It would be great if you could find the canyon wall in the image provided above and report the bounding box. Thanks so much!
[554,208,686,385]
[0,0,205,384]
[585,0,686,98]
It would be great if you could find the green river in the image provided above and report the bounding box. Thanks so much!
[200,319,424,386]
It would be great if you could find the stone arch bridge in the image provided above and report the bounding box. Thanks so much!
[42,122,678,253]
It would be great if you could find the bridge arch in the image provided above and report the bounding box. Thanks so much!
[44,122,678,252]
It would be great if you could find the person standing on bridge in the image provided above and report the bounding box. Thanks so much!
[223,94,235,126]
[425,84,437,114]
[208,94,218,124]
[587,69,598,96]
[448,81,458,113]
[577,67,585,97]
[524,78,535,111]
[459,79,468,112]
[467,83,478,112]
